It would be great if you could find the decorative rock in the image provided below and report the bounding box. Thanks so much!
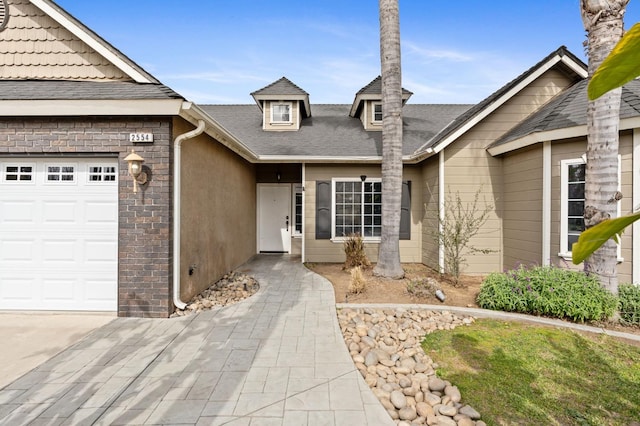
[438,405,457,417]
[416,401,434,418]
[428,377,447,392]
[390,390,407,409]
[444,385,461,403]
[459,404,482,420]
[337,307,480,425]
[398,406,418,421]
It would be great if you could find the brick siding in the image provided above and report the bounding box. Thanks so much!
[0,117,174,318]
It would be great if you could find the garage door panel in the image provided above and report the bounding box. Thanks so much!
[0,201,36,223]
[42,201,78,224]
[0,158,118,311]
[1,239,35,262]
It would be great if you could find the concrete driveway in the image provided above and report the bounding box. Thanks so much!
[0,312,115,389]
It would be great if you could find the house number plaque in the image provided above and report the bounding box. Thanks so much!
[129,133,154,143]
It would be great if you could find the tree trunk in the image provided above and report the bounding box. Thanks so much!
[373,0,404,279]
[580,0,628,295]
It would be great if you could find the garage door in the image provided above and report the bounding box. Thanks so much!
[0,158,118,311]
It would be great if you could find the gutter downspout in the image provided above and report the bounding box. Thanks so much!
[173,119,206,310]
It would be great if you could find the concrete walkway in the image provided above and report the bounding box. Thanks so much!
[0,255,393,426]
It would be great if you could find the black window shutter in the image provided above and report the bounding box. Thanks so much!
[400,180,411,240]
[316,181,332,239]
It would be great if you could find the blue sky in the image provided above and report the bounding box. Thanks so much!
[56,0,640,105]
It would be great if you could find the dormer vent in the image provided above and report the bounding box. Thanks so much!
[251,77,311,131]
[0,0,9,32]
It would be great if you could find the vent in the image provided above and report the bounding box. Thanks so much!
[0,0,8,32]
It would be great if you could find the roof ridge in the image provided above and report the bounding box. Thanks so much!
[250,76,309,96]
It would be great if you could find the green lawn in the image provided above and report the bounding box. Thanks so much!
[421,319,640,426]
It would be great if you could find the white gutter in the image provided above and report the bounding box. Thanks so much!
[542,141,551,266]
[173,119,206,310]
[302,163,306,263]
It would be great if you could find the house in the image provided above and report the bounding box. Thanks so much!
[1,0,638,318]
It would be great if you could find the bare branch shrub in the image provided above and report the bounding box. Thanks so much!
[348,266,366,294]
[343,233,371,269]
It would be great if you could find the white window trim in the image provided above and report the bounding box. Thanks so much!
[44,163,77,185]
[331,177,382,242]
[559,156,622,262]
[372,102,383,124]
[1,163,36,184]
[86,164,118,185]
[270,101,293,125]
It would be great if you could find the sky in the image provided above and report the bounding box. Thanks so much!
[55,0,640,106]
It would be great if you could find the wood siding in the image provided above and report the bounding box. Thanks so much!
[304,164,422,263]
[503,146,543,268]
[421,155,440,270]
[549,135,633,283]
[0,0,129,80]
[442,68,572,275]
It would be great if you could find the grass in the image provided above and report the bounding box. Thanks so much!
[421,319,640,425]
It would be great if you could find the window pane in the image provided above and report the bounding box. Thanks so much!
[568,218,585,232]
[568,201,584,216]
[568,182,585,199]
[568,234,580,252]
[568,164,585,182]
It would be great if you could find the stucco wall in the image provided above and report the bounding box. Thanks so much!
[0,116,173,317]
[304,164,423,263]
[176,118,256,303]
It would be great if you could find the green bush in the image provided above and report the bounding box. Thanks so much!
[619,283,640,326]
[477,265,618,322]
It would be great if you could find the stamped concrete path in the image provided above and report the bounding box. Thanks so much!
[0,255,393,425]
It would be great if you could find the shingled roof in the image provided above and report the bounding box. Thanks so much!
[202,103,471,160]
[414,46,587,155]
[488,78,640,154]
[0,80,182,100]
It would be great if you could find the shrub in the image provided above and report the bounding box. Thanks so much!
[619,283,640,326]
[477,265,618,322]
[348,266,366,294]
[343,233,371,269]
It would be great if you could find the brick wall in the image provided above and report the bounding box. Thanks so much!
[0,117,174,318]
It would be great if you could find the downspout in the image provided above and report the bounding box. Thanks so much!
[438,150,445,273]
[173,119,206,310]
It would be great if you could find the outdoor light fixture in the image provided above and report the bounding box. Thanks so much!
[124,149,148,193]
[360,175,367,182]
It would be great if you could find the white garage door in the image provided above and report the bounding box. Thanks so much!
[0,158,118,311]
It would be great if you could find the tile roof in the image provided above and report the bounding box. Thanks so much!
[491,79,640,148]
[0,80,183,100]
[415,46,587,154]
[202,103,471,158]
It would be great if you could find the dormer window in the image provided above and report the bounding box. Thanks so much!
[271,102,292,124]
[372,102,383,123]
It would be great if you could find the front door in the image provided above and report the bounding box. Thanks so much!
[258,184,291,253]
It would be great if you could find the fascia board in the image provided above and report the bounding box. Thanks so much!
[0,99,183,116]
[31,0,154,83]
[487,116,640,156]
[429,54,565,155]
[256,155,383,164]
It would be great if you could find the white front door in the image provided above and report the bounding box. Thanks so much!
[258,184,291,253]
[0,158,118,311]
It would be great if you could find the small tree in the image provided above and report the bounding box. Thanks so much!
[430,187,495,285]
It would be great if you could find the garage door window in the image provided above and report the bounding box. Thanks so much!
[88,165,117,182]
[3,165,33,182]
[47,165,75,183]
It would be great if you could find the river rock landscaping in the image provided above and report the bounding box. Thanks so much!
[170,271,259,317]
[338,307,484,425]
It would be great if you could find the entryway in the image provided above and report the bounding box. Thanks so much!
[257,184,291,253]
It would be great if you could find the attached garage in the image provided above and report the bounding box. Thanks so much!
[0,157,118,311]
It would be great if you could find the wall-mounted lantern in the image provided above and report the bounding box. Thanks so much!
[124,149,148,193]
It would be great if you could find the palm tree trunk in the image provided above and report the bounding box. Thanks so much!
[373,0,404,279]
[580,0,628,295]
